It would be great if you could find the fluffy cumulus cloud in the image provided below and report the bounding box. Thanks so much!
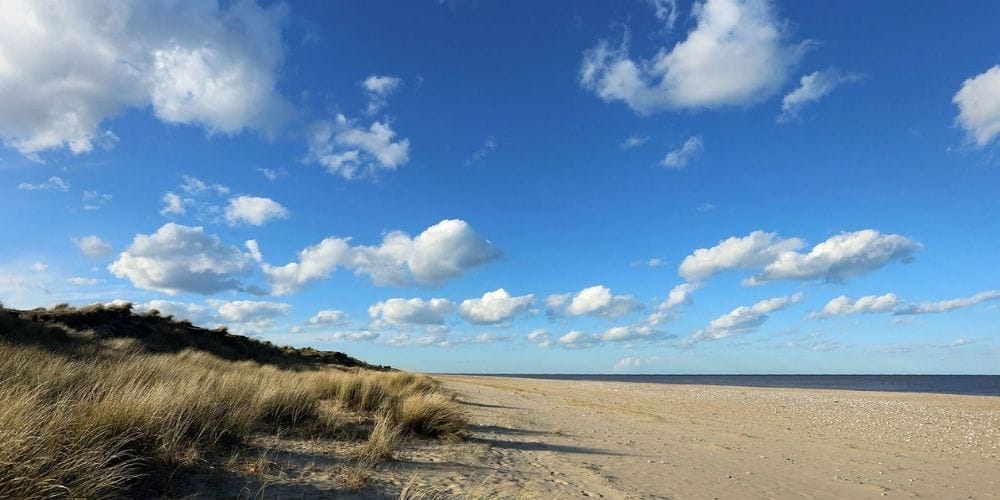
[810,293,898,319]
[73,235,113,259]
[691,292,803,343]
[679,231,804,282]
[254,219,500,294]
[0,0,290,157]
[580,0,807,114]
[895,290,1000,315]
[223,196,289,226]
[953,65,1000,147]
[458,288,534,324]
[661,135,704,169]
[307,115,410,179]
[679,229,920,285]
[108,223,252,295]
[368,298,454,326]
[778,69,862,122]
[308,309,347,326]
[748,230,921,285]
[563,285,641,318]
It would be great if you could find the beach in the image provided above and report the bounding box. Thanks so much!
[420,375,1000,499]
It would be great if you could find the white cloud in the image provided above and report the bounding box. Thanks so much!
[258,168,285,180]
[136,298,290,334]
[362,75,402,114]
[307,115,410,179]
[646,0,680,29]
[679,229,919,285]
[661,135,703,168]
[558,330,600,349]
[369,298,454,326]
[19,176,69,192]
[308,309,347,326]
[565,285,641,318]
[894,290,1000,315]
[329,330,380,342]
[691,292,803,342]
[160,192,186,216]
[255,219,500,294]
[384,332,448,347]
[82,190,112,210]
[545,293,571,310]
[73,235,113,259]
[180,176,229,196]
[599,324,664,342]
[527,329,552,347]
[679,230,804,282]
[619,135,649,150]
[810,293,898,319]
[136,300,213,324]
[458,288,534,324]
[0,0,290,157]
[748,230,921,285]
[255,237,351,295]
[613,355,642,370]
[214,299,291,324]
[224,196,289,226]
[30,262,48,272]
[66,277,101,286]
[464,135,497,166]
[778,69,862,122]
[648,282,701,325]
[953,65,1000,147]
[580,0,807,114]
[108,223,252,295]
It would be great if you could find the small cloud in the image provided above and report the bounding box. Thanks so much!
[631,257,665,268]
[953,64,1000,147]
[362,74,402,114]
[696,203,716,212]
[223,196,290,226]
[67,277,101,286]
[661,135,703,169]
[82,190,112,210]
[464,135,497,166]
[258,168,287,180]
[73,235,113,259]
[30,262,48,272]
[778,69,863,123]
[19,176,69,192]
[619,135,649,150]
[613,355,642,371]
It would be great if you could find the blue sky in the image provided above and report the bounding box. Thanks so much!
[1,0,999,374]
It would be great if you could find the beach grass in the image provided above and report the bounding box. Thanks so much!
[0,302,466,498]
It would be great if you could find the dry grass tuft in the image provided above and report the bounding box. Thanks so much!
[394,392,467,440]
[353,414,404,467]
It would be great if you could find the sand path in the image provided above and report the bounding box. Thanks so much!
[437,375,1000,499]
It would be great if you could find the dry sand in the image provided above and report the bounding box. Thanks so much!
[422,375,1000,499]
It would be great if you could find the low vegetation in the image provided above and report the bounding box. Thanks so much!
[0,303,466,498]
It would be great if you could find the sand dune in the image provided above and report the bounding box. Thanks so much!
[430,375,1000,499]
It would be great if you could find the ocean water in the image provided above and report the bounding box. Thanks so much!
[474,374,1000,397]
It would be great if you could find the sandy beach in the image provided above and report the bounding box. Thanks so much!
[414,375,1000,499]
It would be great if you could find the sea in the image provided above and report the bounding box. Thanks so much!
[467,374,1000,397]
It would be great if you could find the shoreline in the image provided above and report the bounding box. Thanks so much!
[429,373,1000,397]
[424,375,1000,498]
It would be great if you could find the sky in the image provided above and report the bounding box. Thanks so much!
[1,0,999,374]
